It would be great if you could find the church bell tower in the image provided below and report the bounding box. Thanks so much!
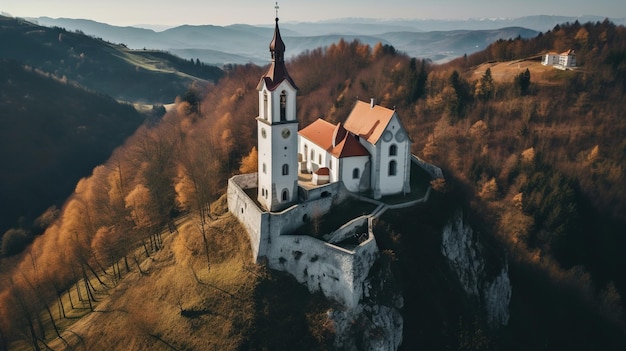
[256,13,299,212]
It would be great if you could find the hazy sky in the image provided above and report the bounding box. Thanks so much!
[2,0,625,27]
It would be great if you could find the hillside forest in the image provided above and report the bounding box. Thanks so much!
[1,19,625,350]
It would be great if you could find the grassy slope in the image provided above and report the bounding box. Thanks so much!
[10,196,332,351]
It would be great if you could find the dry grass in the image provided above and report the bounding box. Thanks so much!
[20,202,259,351]
[9,195,333,351]
[472,60,567,84]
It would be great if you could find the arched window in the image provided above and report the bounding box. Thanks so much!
[352,168,360,179]
[311,149,315,160]
[280,91,287,121]
[262,163,267,174]
[304,145,308,161]
[263,92,269,120]
[282,164,289,176]
[318,154,322,164]
[281,189,289,201]
[388,160,397,176]
[389,144,397,156]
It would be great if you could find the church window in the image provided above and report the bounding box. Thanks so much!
[280,91,287,121]
[282,189,289,201]
[263,163,267,174]
[389,144,397,156]
[352,168,360,179]
[263,92,269,120]
[388,160,397,176]
[282,164,289,175]
[311,149,315,160]
[304,145,308,161]
[318,154,322,164]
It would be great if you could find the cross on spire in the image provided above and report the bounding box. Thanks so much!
[275,2,279,20]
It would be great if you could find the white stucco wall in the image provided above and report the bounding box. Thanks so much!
[339,156,370,192]
[542,54,559,66]
[258,80,297,123]
[257,118,299,211]
[375,115,411,197]
[299,137,339,182]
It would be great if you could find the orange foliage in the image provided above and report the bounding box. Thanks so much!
[239,146,258,174]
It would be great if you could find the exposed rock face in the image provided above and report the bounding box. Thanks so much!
[330,259,404,351]
[441,208,511,326]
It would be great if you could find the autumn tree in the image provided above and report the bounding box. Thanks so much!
[174,133,223,270]
[448,70,471,117]
[406,58,428,103]
[475,68,494,102]
[125,183,161,255]
[239,146,258,174]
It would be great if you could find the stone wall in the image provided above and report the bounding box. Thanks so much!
[298,181,340,202]
[412,155,444,179]
[227,173,269,261]
[267,217,378,308]
[228,173,380,308]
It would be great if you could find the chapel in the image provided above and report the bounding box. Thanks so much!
[255,16,412,213]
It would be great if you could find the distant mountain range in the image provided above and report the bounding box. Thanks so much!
[28,15,624,65]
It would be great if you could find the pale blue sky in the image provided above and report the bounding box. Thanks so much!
[1,0,624,27]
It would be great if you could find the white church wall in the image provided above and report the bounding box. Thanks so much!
[269,80,297,123]
[378,115,410,196]
[339,156,369,192]
[299,138,338,182]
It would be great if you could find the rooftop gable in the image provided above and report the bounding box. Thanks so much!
[343,100,397,145]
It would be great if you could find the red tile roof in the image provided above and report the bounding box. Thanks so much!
[299,119,369,158]
[343,100,396,144]
[561,49,576,56]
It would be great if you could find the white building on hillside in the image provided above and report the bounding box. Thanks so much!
[542,49,576,70]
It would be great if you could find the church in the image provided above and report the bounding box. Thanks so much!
[227,14,427,308]
[255,15,412,212]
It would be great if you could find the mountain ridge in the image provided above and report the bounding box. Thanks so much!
[30,16,547,64]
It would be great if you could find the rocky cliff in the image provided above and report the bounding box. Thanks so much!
[330,256,404,351]
[441,208,512,326]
